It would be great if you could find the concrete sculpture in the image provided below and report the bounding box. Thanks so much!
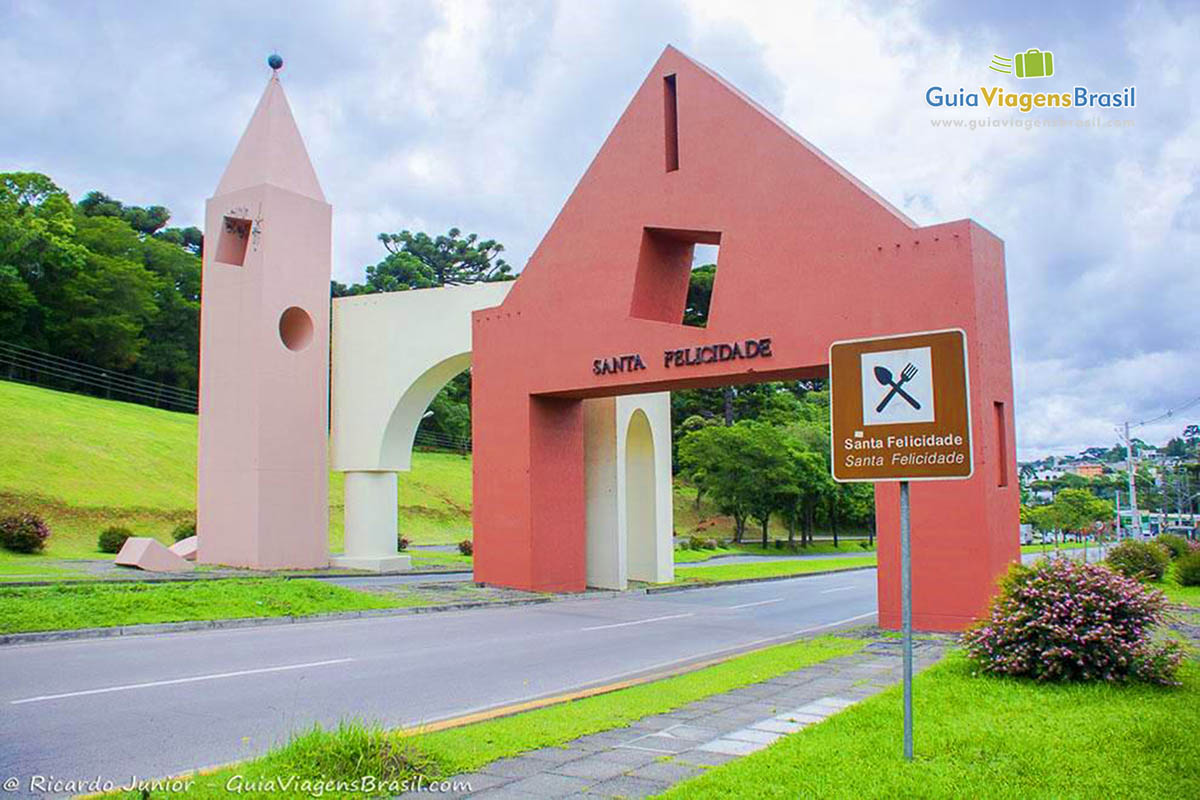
[115,537,194,573]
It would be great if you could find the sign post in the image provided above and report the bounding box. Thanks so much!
[829,329,973,761]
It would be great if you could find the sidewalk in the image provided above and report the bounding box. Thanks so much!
[404,634,949,799]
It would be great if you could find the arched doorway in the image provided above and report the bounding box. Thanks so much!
[624,409,657,583]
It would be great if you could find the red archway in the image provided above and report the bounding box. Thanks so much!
[471,47,1018,632]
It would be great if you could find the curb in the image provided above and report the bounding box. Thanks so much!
[0,595,554,646]
[0,568,473,589]
[646,564,876,594]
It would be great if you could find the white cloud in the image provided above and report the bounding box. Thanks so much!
[1,0,1195,459]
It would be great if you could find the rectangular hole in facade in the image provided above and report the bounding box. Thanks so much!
[216,216,251,266]
[684,243,719,328]
[994,401,1008,487]
[630,227,720,325]
[664,74,679,172]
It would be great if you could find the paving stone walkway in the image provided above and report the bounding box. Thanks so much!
[400,633,949,799]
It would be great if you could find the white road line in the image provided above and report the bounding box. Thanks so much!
[582,612,694,631]
[10,658,354,705]
[820,586,855,594]
[725,598,784,610]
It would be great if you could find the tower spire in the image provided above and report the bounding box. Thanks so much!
[215,62,325,201]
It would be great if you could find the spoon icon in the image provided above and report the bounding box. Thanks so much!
[874,364,921,413]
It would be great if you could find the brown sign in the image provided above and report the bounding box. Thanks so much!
[829,329,972,482]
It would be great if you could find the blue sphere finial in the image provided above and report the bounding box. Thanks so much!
[268,53,283,71]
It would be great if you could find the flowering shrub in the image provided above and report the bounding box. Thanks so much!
[397,536,410,552]
[964,558,1182,685]
[458,539,473,556]
[1105,539,1169,581]
[1176,550,1200,587]
[0,513,51,553]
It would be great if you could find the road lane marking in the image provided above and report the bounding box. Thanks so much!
[402,610,878,735]
[725,598,784,610]
[582,612,694,631]
[9,658,354,705]
[820,586,855,594]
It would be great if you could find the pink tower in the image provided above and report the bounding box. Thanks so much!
[196,61,330,569]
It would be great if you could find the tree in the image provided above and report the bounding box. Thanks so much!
[0,173,202,390]
[372,227,513,288]
[1050,488,1112,534]
[683,263,715,326]
[678,422,794,543]
[78,190,171,235]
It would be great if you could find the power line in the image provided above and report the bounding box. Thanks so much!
[1130,392,1200,430]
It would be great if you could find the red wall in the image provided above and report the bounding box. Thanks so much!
[471,47,1019,631]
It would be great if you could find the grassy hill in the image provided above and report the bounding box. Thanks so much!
[0,380,866,568]
[0,381,472,561]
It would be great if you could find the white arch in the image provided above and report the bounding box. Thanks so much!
[625,409,658,582]
[379,352,472,468]
[330,282,673,579]
[329,284,512,570]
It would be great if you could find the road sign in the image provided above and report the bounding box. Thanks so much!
[827,328,973,762]
[829,329,973,483]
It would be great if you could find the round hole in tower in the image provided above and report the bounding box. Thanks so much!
[278,306,314,351]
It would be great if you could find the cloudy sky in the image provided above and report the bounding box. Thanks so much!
[3,0,1196,460]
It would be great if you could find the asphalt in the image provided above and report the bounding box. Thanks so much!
[0,569,877,794]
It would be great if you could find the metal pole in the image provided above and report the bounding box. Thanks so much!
[1125,422,1141,537]
[900,479,913,761]
[1115,490,1122,540]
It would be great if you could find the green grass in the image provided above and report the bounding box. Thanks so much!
[674,541,876,564]
[669,556,876,584]
[658,651,1200,800]
[1020,541,1090,553]
[407,551,473,569]
[0,381,474,566]
[1154,564,1200,607]
[0,578,409,633]
[0,381,876,579]
[123,635,863,798]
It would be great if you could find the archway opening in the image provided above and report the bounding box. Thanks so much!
[625,408,658,582]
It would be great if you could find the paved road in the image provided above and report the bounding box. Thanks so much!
[0,570,877,793]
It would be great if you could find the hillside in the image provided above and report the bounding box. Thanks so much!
[0,381,861,567]
[0,381,472,559]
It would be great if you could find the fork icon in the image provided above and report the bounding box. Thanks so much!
[874,364,921,413]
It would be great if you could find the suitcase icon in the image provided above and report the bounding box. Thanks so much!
[1014,49,1054,78]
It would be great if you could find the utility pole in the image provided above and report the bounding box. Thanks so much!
[1123,421,1142,537]
[1115,489,1122,540]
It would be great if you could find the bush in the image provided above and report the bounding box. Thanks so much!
[98,526,133,554]
[172,520,196,542]
[0,513,50,553]
[964,558,1182,685]
[704,538,719,550]
[1106,539,1170,581]
[1176,550,1200,587]
[1154,534,1189,560]
[397,536,410,552]
[458,539,473,556]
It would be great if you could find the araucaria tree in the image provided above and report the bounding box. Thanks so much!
[335,227,514,295]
